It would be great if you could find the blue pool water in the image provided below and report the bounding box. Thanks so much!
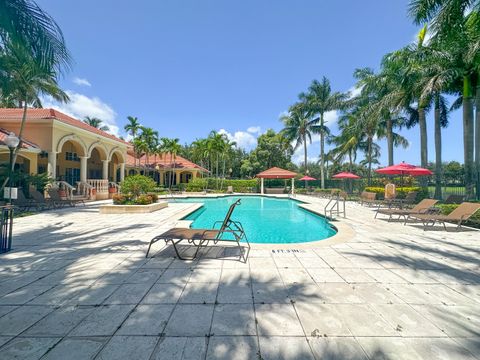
[172,196,336,244]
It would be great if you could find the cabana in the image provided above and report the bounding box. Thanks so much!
[256,167,297,195]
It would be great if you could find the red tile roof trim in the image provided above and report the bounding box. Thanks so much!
[0,108,129,145]
[0,128,40,150]
[127,153,208,172]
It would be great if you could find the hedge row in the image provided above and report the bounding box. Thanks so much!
[364,186,429,201]
[186,178,258,192]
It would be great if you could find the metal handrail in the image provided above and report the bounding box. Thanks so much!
[324,192,346,219]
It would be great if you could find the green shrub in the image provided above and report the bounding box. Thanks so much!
[147,192,159,203]
[112,193,130,205]
[120,175,156,199]
[186,178,208,192]
[364,186,428,201]
[295,188,307,194]
[135,194,153,205]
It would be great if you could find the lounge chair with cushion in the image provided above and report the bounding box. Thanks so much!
[375,198,438,223]
[146,199,249,261]
[411,202,480,231]
[360,191,377,206]
[444,194,464,204]
[377,191,418,209]
[12,190,36,212]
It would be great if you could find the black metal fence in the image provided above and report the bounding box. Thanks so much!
[0,206,14,253]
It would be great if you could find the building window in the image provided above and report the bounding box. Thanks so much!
[65,168,80,185]
[65,152,80,162]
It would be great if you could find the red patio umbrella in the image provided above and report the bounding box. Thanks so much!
[376,161,433,186]
[332,172,361,193]
[299,175,317,189]
[332,172,361,179]
[299,175,317,181]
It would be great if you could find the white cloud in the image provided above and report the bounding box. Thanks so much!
[347,85,362,98]
[292,139,320,165]
[42,90,120,137]
[247,126,261,134]
[72,77,91,87]
[218,128,258,150]
[323,110,339,125]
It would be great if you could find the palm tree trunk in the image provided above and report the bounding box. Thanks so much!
[434,94,442,200]
[386,117,393,166]
[1,97,29,192]
[463,76,475,199]
[418,107,428,187]
[303,134,308,173]
[475,80,480,200]
[367,137,373,186]
[320,114,325,189]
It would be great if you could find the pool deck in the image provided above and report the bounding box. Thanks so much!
[1,194,479,359]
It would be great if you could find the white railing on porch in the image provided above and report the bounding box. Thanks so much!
[77,181,94,198]
[51,181,76,199]
[87,179,109,194]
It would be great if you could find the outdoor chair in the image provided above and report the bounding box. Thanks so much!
[146,199,249,261]
[444,194,464,204]
[375,198,438,224]
[411,202,480,231]
[360,191,377,206]
[377,191,418,209]
[47,188,84,207]
[30,189,55,210]
[12,190,37,212]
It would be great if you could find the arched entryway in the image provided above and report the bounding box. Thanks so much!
[57,140,87,185]
[164,171,176,187]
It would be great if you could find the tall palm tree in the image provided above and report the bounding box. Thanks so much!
[139,127,158,173]
[124,116,141,167]
[0,0,71,73]
[300,77,348,188]
[0,43,68,190]
[83,116,109,131]
[280,102,316,172]
[159,137,181,189]
[409,0,480,197]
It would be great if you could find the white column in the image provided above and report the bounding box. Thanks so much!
[291,178,295,195]
[47,151,57,180]
[80,156,88,182]
[260,178,264,194]
[102,160,109,180]
[120,163,125,182]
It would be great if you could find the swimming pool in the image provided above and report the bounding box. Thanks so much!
[172,195,336,244]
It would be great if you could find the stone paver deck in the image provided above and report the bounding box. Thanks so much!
[0,195,479,359]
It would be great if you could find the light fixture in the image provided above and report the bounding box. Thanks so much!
[5,132,19,149]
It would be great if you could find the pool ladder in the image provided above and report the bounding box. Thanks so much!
[324,192,346,219]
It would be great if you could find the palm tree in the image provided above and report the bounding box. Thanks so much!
[0,0,71,73]
[139,127,158,173]
[124,116,141,167]
[83,116,109,131]
[0,43,68,190]
[409,0,480,197]
[280,102,315,172]
[300,77,348,188]
[159,138,181,189]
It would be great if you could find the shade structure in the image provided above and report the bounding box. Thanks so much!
[256,167,297,179]
[332,172,361,179]
[256,167,297,195]
[376,162,432,177]
[299,175,317,181]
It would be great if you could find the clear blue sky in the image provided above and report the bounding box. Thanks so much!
[37,0,464,166]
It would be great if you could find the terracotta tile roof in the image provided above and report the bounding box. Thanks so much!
[0,108,129,145]
[0,128,40,151]
[256,166,297,179]
[126,153,208,172]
